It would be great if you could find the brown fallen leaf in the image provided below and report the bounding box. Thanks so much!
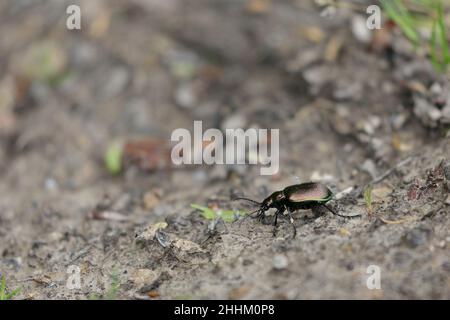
[143,189,163,210]
[302,26,325,43]
[89,10,111,38]
[147,290,160,298]
[136,222,168,242]
[371,186,393,203]
[172,239,205,254]
[391,134,413,152]
[371,27,392,52]
[123,138,172,171]
[324,36,344,62]
[228,285,251,299]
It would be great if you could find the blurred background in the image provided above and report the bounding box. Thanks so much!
[0,0,449,300]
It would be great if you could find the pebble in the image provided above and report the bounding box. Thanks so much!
[102,66,130,98]
[352,15,372,44]
[413,95,442,128]
[445,195,450,205]
[45,178,58,191]
[130,269,158,287]
[404,227,431,248]
[175,83,197,109]
[443,163,450,181]
[361,159,378,180]
[143,189,162,210]
[272,254,288,270]
[222,113,247,130]
[310,171,334,182]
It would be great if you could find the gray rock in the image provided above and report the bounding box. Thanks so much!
[273,254,288,270]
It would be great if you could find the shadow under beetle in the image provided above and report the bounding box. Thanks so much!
[234,182,361,238]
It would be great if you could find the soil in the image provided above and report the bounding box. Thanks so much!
[0,0,449,299]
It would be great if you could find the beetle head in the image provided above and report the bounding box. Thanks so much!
[262,191,285,210]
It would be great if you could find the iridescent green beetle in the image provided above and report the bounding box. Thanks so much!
[234,182,360,238]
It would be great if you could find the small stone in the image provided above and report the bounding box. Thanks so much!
[286,48,320,72]
[1,257,22,270]
[404,227,431,248]
[143,189,162,210]
[175,83,196,109]
[445,195,450,205]
[47,232,63,242]
[222,113,246,130]
[352,15,372,44]
[310,171,334,182]
[361,159,378,180]
[303,65,330,88]
[91,210,128,221]
[112,193,132,211]
[102,67,130,98]
[443,163,450,181]
[44,178,58,191]
[413,95,442,127]
[272,254,288,270]
[339,228,351,237]
[245,0,271,14]
[192,169,208,183]
[371,187,392,203]
[359,115,381,135]
[302,26,325,43]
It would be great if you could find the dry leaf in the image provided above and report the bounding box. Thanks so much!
[136,222,168,242]
[303,26,325,43]
[324,36,343,62]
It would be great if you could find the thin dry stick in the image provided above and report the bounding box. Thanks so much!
[370,156,414,185]
[379,216,417,224]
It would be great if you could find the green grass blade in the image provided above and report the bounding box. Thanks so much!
[364,184,373,215]
[191,204,216,220]
[430,18,442,71]
[0,275,6,300]
[436,2,450,65]
[6,287,21,300]
[381,0,420,45]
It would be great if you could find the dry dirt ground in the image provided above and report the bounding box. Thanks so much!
[0,0,449,299]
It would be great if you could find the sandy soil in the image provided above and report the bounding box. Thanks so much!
[0,0,449,299]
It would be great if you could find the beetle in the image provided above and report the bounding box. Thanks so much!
[233,182,360,238]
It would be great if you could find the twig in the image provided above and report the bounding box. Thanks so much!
[379,216,417,224]
[370,156,414,185]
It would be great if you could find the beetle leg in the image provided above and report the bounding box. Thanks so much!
[322,204,361,218]
[257,209,266,223]
[287,209,297,239]
[272,209,281,236]
[273,211,279,226]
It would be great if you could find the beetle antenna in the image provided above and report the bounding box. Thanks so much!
[322,204,361,218]
[232,197,261,205]
[238,208,262,227]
